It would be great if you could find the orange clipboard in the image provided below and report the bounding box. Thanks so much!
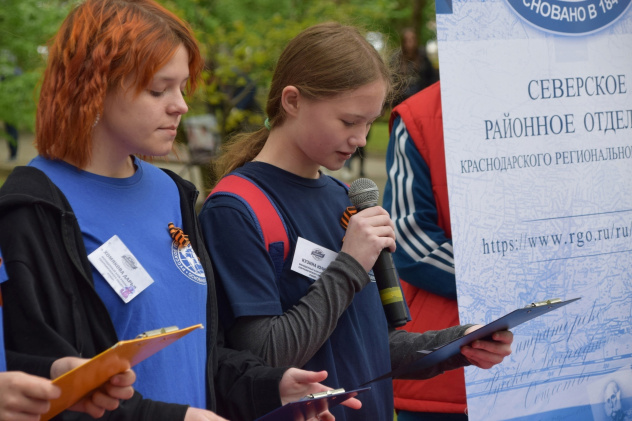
[42,324,203,421]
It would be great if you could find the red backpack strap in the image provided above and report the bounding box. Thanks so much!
[208,174,289,261]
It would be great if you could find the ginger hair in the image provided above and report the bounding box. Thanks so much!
[36,0,204,168]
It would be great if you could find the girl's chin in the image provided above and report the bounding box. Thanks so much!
[146,142,176,157]
[325,157,349,171]
[323,163,345,173]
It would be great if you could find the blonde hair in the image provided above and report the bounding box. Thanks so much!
[215,22,393,181]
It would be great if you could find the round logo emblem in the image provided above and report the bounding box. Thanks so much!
[506,0,631,35]
[171,243,207,285]
[311,249,326,261]
[121,254,138,270]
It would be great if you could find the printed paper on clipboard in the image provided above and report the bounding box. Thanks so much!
[255,387,371,421]
[362,297,581,386]
[42,324,203,421]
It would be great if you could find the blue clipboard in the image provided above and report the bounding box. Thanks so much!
[362,297,581,385]
[255,387,371,421]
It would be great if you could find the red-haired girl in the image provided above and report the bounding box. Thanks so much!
[0,1,344,420]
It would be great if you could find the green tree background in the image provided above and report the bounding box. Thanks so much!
[0,0,72,130]
[0,0,437,135]
[169,0,438,137]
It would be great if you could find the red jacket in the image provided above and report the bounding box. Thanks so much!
[389,81,467,414]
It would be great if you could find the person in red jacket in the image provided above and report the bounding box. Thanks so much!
[383,81,468,421]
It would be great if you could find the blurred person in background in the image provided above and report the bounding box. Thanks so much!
[384,81,468,421]
[390,27,439,108]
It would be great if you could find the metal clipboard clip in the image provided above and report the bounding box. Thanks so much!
[526,298,562,308]
[299,388,346,401]
[135,326,179,339]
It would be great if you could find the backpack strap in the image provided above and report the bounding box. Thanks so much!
[207,174,348,280]
[208,174,289,279]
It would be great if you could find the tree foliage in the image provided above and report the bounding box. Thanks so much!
[0,0,73,129]
[164,0,435,139]
[0,0,434,135]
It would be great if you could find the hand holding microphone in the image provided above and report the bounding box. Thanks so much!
[345,178,409,328]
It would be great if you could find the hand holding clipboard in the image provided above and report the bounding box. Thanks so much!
[362,298,581,385]
[255,387,371,421]
[42,324,203,421]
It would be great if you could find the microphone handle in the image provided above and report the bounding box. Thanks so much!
[373,249,408,328]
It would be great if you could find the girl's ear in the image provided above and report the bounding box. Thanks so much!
[281,85,301,117]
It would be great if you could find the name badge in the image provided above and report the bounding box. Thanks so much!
[88,235,154,303]
[291,237,338,280]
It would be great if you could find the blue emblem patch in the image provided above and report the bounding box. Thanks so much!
[171,243,207,285]
[506,0,631,35]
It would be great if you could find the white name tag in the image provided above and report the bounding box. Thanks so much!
[291,237,338,280]
[88,235,154,303]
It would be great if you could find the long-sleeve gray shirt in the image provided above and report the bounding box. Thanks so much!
[226,252,472,379]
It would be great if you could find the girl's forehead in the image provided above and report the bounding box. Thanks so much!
[312,81,385,118]
[323,79,386,99]
[339,80,387,103]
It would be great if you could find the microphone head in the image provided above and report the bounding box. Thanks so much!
[348,178,379,210]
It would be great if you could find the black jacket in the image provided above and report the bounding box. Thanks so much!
[0,165,286,421]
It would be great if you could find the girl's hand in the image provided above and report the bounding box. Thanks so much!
[341,206,396,272]
[279,368,362,413]
[0,371,60,419]
[51,357,136,418]
[460,326,513,369]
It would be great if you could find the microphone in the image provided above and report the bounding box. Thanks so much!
[348,178,408,328]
